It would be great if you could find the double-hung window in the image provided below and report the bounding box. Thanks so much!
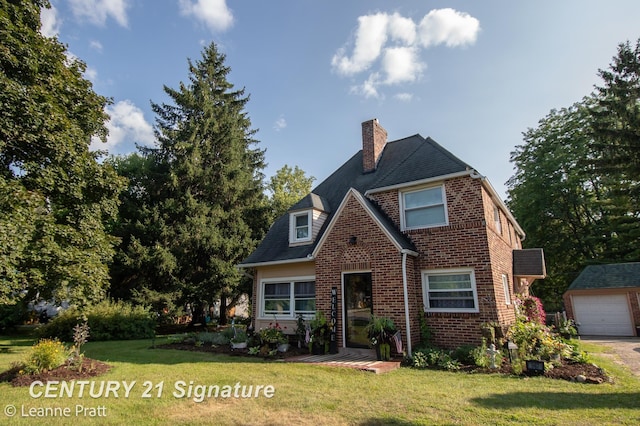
[290,211,312,243]
[262,279,316,318]
[502,274,511,305]
[423,269,478,313]
[402,186,447,230]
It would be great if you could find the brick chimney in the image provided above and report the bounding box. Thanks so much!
[362,118,387,173]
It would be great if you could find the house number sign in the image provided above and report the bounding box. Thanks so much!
[330,287,338,354]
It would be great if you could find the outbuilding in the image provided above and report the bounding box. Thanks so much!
[563,263,640,336]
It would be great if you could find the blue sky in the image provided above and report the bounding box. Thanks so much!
[41,0,640,200]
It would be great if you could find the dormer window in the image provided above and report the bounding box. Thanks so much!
[290,210,312,243]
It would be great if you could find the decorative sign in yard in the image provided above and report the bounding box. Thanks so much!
[330,287,338,354]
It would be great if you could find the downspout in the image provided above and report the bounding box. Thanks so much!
[402,251,412,356]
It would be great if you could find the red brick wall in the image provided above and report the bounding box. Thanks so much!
[265,175,524,350]
[315,193,410,349]
[369,177,519,348]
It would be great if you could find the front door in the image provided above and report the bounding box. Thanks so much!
[344,272,373,348]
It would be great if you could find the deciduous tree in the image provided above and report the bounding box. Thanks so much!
[0,0,124,305]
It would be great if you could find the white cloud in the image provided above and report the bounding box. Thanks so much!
[91,100,155,152]
[331,12,389,75]
[382,46,424,84]
[179,0,234,33]
[332,9,480,98]
[273,116,287,131]
[418,8,480,48]
[350,73,383,99]
[388,13,416,45]
[40,4,61,37]
[394,93,414,102]
[84,66,98,82]
[89,40,103,52]
[69,0,130,27]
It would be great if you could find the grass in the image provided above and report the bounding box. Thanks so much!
[0,335,639,425]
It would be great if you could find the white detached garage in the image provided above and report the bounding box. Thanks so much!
[563,263,640,337]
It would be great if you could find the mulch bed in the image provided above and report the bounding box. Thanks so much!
[158,341,611,383]
[0,358,111,387]
[0,341,609,386]
[471,358,610,383]
[156,342,308,359]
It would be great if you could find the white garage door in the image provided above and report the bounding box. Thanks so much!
[572,294,634,336]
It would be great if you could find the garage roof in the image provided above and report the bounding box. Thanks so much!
[567,262,640,290]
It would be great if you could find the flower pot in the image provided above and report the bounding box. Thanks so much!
[231,341,247,349]
[277,343,290,352]
[311,342,325,355]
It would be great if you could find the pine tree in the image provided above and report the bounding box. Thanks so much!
[112,43,268,322]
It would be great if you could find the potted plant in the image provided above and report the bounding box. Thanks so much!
[259,321,288,349]
[309,310,330,355]
[365,315,396,361]
[230,328,248,349]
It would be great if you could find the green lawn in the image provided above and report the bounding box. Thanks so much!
[0,335,638,425]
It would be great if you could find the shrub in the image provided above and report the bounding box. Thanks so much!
[22,339,69,374]
[410,347,461,371]
[470,339,491,368]
[0,302,27,330]
[38,300,156,341]
[507,315,570,362]
[196,331,228,346]
[451,344,476,365]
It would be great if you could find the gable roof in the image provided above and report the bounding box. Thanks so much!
[566,262,640,291]
[312,188,418,257]
[240,134,473,267]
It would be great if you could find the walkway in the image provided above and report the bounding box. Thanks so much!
[286,348,401,374]
[581,336,640,377]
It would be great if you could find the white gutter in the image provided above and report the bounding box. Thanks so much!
[401,250,412,356]
[238,255,314,269]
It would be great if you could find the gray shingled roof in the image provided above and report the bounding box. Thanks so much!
[240,134,471,266]
[567,263,640,290]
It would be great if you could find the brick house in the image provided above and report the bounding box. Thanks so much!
[239,119,545,353]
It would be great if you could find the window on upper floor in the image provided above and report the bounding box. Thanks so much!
[502,274,511,305]
[422,269,479,313]
[401,185,448,230]
[493,205,502,235]
[261,279,316,318]
[289,210,312,243]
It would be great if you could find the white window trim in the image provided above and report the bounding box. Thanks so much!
[502,274,511,305]
[259,276,316,320]
[422,268,479,313]
[493,205,502,235]
[399,184,449,231]
[289,210,312,243]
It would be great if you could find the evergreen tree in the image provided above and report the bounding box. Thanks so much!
[0,0,125,304]
[588,39,640,260]
[111,43,268,323]
[507,39,640,309]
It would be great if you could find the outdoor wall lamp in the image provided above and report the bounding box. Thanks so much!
[349,236,357,245]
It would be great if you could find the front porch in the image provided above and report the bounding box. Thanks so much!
[285,347,401,374]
